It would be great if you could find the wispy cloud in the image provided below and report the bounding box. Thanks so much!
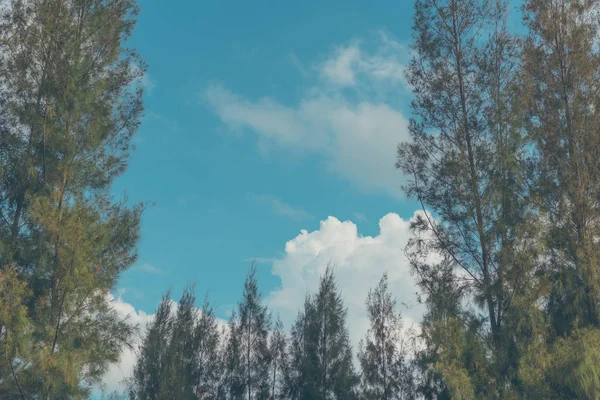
[144,112,179,131]
[319,31,407,89]
[137,263,164,275]
[248,193,314,221]
[289,51,309,77]
[202,31,410,198]
[139,72,156,95]
[352,211,368,223]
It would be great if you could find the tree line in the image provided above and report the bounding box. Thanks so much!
[128,266,413,400]
[3,0,600,398]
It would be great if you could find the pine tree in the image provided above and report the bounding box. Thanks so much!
[523,0,600,337]
[129,287,225,400]
[236,264,272,400]
[160,286,198,399]
[283,297,316,400]
[358,273,414,400]
[397,0,530,396]
[223,310,245,400]
[412,259,459,400]
[129,292,173,400]
[517,1,600,397]
[0,0,146,396]
[269,317,287,400]
[0,267,33,400]
[194,294,224,400]
[285,266,358,400]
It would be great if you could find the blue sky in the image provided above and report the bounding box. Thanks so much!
[113,0,418,318]
[100,0,528,393]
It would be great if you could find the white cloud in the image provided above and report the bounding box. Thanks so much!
[137,263,164,275]
[352,211,368,223]
[249,193,314,221]
[100,296,154,394]
[267,211,426,351]
[202,32,410,198]
[139,72,156,95]
[320,33,406,88]
[203,86,409,197]
[322,44,361,86]
[101,211,428,390]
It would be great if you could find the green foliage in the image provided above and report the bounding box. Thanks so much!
[269,317,288,400]
[398,0,600,397]
[236,265,272,400]
[3,0,600,398]
[129,288,224,400]
[129,292,173,400]
[285,266,359,400]
[223,310,245,400]
[195,295,225,399]
[358,273,414,400]
[0,267,33,399]
[0,0,145,396]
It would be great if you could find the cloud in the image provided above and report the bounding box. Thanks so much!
[352,211,368,223]
[129,64,156,96]
[322,44,361,86]
[139,72,156,95]
[144,112,179,132]
[203,86,409,197]
[267,211,426,351]
[249,193,314,221]
[320,32,406,88]
[137,263,164,275]
[100,211,428,390]
[99,296,154,394]
[289,51,309,77]
[202,32,410,198]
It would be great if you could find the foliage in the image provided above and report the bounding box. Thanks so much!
[358,273,415,400]
[0,0,146,396]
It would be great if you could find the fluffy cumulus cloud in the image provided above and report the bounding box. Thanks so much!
[267,211,426,350]
[101,211,426,392]
[202,32,411,198]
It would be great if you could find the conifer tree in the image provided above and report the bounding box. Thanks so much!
[236,264,272,400]
[285,266,358,400]
[223,310,245,400]
[194,295,224,400]
[129,292,173,400]
[0,267,32,400]
[269,317,287,400]
[523,0,600,337]
[129,288,225,400]
[0,0,146,396]
[160,286,198,399]
[517,1,600,397]
[283,297,315,400]
[397,0,530,396]
[358,273,414,400]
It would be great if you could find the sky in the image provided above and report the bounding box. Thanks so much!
[98,0,521,394]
